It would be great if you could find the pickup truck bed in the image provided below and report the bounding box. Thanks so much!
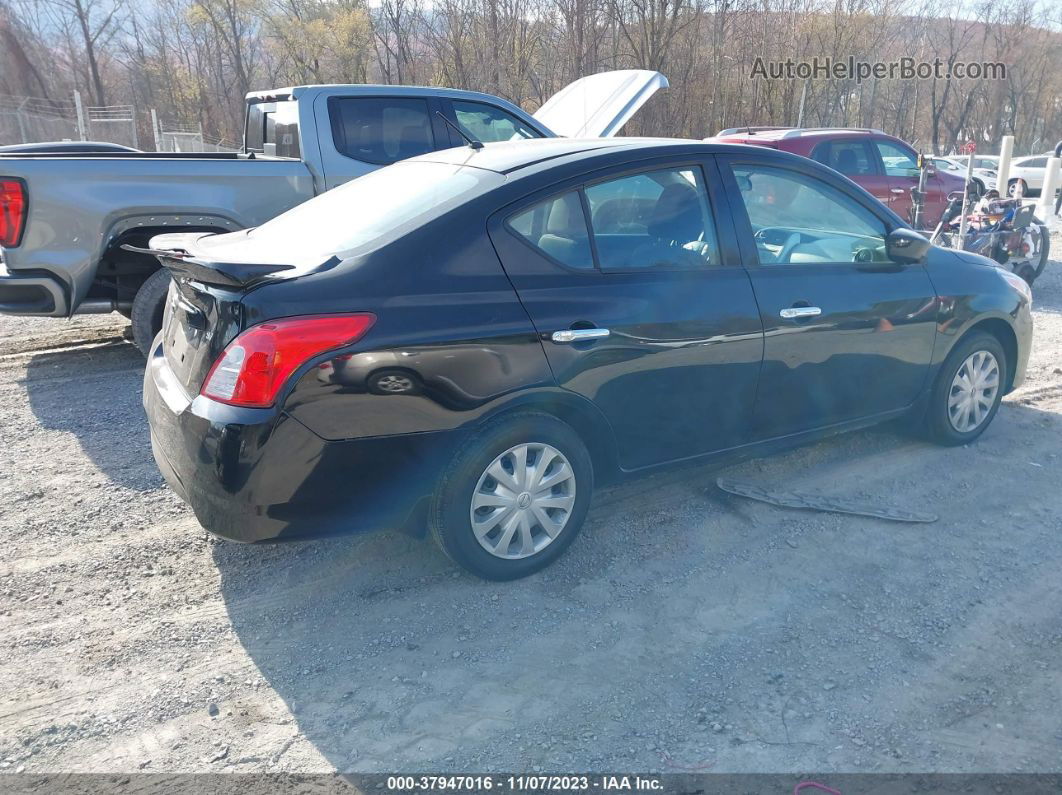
[0,153,313,318]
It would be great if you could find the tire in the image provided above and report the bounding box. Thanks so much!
[1008,179,1028,198]
[429,412,593,580]
[367,369,420,395]
[970,179,984,199]
[923,331,1006,446]
[130,268,172,356]
[1031,221,1050,282]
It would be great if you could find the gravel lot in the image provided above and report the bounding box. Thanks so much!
[2,236,1061,775]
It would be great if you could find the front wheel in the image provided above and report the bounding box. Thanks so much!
[429,412,593,580]
[923,331,1006,446]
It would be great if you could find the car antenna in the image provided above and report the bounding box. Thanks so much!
[436,111,483,150]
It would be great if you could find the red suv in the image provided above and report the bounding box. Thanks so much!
[709,127,966,227]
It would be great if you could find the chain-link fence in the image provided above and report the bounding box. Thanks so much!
[1,91,238,153]
[0,95,80,144]
[157,124,237,153]
[86,104,139,149]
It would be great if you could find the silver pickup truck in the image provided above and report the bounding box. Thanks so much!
[0,70,665,352]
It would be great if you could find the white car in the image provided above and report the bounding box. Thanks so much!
[1006,155,1053,197]
[932,156,997,196]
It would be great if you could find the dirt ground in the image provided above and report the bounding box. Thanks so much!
[1,235,1061,775]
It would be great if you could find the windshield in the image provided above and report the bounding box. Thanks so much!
[198,161,504,270]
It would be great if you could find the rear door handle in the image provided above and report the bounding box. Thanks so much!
[551,328,610,343]
[890,188,906,194]
[779,306,821,319]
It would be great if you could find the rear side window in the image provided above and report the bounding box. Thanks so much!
[509,192,594,270]
[1018,157,1047,168]
[329,97,435,165]
[452,101,541,143]
[813,141,875,176]
[246,99,299,156]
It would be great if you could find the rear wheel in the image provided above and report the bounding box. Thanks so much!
[1008,178,1028,198]
[130,268,172,356]
[923,331,1006,446]
[430,412,592,580]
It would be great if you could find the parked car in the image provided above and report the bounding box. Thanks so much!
[0,141,140,154]
[949,154,999,172]
[0,70,666,353]
[143,138,1032,580]
[930,156,996,197]
[707,128,966,227]
[1005,155,1055,197]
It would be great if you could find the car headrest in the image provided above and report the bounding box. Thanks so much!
[647,184,703,243]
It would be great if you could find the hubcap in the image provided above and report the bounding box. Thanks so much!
[948,350,1000,433]
[376,374,413,393]
[470,442,576,560]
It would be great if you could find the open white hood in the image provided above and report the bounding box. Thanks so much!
[532,70,668,138]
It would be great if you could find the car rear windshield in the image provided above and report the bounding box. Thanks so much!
[211,161,504,270]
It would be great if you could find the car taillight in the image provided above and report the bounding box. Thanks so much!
[201,313,375,407]
[0,179,27,248]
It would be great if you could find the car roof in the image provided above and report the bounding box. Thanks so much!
[410,137,747,175]
[712,127,888,142]
[246,83,537,107]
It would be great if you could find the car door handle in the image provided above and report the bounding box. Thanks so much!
[779,306,822,319]
[890,188,906,194]
[551,328,610,343]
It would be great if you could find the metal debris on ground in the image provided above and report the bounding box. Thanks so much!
[716,478,938,523]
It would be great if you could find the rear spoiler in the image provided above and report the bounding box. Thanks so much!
[121,244,296,288]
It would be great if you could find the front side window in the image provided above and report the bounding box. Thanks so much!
[452,101,541,144]
[732,165,889,265]
[875,140,920,178]
[329,97,435,165]
[1017,157,1047,169]
[585,167,717,270]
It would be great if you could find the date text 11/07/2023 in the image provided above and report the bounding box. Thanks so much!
[384,776,664,791]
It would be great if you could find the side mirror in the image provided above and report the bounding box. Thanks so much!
[924,163,937,176]
[886,228,931,264]
[735,174,753,191]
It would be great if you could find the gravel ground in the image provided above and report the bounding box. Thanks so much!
[1,237,1061,775]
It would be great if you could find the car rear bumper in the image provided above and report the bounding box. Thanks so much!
[143,336,458,543]
[0,268,69,315]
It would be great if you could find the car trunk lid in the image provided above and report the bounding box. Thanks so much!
[127,231,295,396]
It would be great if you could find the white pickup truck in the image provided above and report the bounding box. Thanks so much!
[0,70,665,352]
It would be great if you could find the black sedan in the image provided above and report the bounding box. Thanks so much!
[142,138,1032,580]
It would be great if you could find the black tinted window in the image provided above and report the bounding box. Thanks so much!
[508,191,594,270]
[329,97,434,165]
